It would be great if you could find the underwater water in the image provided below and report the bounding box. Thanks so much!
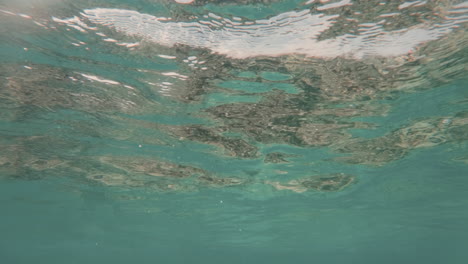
[1,0,468,263]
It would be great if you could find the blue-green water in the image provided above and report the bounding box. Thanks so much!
[1,0,468,263]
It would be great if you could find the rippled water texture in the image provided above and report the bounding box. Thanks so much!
[1,0,468,263]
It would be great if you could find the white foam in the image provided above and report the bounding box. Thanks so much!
[317,0,352,11]
[398,1,427,10]
[161,72,188,79]
[82,6,467,59]
[117,42,140,47]
[158,54,177,59]
[0,9,15,16]
[174,0,195,4]
[52,16,97,31]
[379,12,400,17]
[103,38,118,42]
[80,73,120,85]
[68,25,86,32]
[18,13,32,19]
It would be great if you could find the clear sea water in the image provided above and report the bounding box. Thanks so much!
[1,0,468,263]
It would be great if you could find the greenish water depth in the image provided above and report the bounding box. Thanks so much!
[1,0,468,263]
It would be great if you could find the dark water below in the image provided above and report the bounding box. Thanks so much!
[1,0,468,263]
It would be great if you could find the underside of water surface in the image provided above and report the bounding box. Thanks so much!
[1,0,468,263]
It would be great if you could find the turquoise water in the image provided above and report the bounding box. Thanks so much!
[1,0,468,263]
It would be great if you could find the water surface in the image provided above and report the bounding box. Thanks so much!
[1,0,468,263]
